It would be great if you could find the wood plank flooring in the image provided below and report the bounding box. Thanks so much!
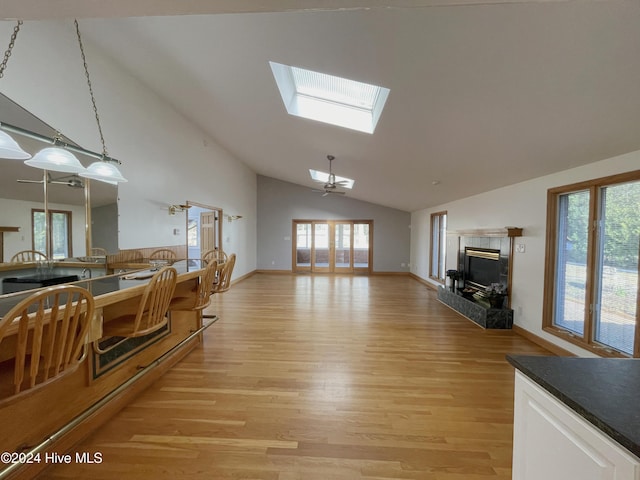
[37,274,550,480]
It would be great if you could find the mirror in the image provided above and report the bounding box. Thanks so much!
[0,92,118,261]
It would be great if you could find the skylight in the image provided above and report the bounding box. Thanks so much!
[270,61,390,134]
[309,168,355,189]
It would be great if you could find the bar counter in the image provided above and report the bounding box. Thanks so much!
[0,260,208,480]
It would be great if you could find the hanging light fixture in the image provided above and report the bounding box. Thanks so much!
[0,20,31,160]
[73,19,127,185]
[0,130,31,159]
[80,160,126,185]
[25,145,87,173]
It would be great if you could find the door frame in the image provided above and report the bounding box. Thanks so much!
[292,219,373,274]
[186,201,223,261]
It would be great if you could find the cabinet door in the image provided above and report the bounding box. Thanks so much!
[513,371,640,480]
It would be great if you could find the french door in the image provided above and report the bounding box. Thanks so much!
[293,220,372,273]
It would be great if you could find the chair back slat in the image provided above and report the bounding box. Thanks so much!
[0,285,94,403]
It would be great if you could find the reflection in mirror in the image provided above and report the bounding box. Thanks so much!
[0,93,118,262]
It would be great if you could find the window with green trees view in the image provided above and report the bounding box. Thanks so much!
[32,209,72,260]
[543,171,640,356]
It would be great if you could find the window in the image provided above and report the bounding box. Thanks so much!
[430,211,447,283]
[187,219,198,247]
[543,171,640,357]
[270,61,390,134]
[32,209,72,259]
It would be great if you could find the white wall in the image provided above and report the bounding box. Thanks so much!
[0,21,257,277]
[411,150,640,357]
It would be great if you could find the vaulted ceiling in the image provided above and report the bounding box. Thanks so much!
[3,1,640,212]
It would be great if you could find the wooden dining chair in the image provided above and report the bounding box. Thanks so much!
[100,266,177,341]
[169,260,219,314]
[149,249,177,262]
[0,285,95,405]
[10,250,48,263]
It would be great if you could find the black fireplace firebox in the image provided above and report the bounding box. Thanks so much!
[463,247,502,291]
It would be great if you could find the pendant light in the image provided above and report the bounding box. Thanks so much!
[73,19,127,185]
[0,129,31,159]
[80,159,126,185]
[0,20,31,160]
[25,145,87,173]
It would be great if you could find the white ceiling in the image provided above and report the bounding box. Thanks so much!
[3,0,640,212]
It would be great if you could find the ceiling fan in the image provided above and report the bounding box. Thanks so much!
[17,173,85,189]
[311,155,351,197]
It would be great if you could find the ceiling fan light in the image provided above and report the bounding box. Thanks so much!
[25,147,87,173]
[79,160,127,184]
[0,130,31,160]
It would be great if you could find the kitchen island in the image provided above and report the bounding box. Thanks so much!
[507,355,640,480]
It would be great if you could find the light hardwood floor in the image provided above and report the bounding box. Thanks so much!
[38,273,550,480]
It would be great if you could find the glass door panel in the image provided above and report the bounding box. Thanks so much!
[334,222,353,272]
[295,223,312,270]
[593,182,639,355]
[312,222,330,272]
[293,220,372,274]
[354,222,370,270]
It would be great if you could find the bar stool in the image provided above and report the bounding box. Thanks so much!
[95,267,177,353]
[202,254,236,320]
[10,250,48,263]
[169,259,218,314]
[202,248,228,265]
[149,248,177,263]
[0,285,95,405]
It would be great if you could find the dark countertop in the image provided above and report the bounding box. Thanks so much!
[0,260,204,317]
[507,355,640,459]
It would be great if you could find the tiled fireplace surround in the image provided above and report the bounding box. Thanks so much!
[437,228,522,329]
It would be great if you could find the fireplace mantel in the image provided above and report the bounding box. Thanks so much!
[450,227,523,238]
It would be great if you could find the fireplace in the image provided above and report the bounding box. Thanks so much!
[463,247,501,291]
[437,227,522,327]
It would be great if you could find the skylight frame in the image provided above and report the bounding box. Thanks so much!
[270,61,390,134]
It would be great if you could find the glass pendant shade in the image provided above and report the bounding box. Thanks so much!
[79,160,127,184]
[0,130,31,159]
[25,147,87,173]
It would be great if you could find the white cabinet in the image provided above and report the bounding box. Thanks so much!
[512,371,640,480]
